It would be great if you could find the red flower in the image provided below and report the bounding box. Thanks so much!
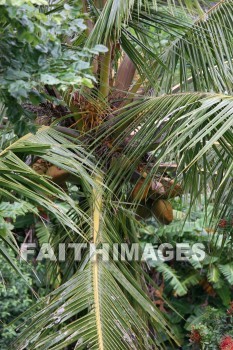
[220,336,233,350]
[219,219,227,228]
[190,328,201,344]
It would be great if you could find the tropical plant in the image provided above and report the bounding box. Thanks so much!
[0,0,233,349]
[139,197,233,347]
[189,306,233,350]
[0,0,106,134]
[0,252,49,349]
[0,251,34,349]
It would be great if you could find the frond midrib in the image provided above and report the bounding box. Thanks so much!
[92,175,104,350]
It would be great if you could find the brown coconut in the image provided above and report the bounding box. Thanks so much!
[46,165,69,185]
[152,199,173,225]
[132,178,151,201]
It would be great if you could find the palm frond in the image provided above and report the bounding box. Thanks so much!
[0,126,100,238]
[97,92,233,222]
[155,0,233,93]
[13,263,171,349]
[120,6,192,82]
[13,176,178,350]
[0,127,178,348]
[86,0,193,85]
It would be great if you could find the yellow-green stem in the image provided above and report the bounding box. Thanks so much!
[99,43,112,99]
[92,175,104,350]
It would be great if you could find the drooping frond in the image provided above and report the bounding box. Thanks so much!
[155,0,233,94]
[0,127,178,349]
[13,263,175,349]
[12,175,178,350]
[0,126,99,237]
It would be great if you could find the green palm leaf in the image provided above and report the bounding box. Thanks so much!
[155,0,233,93]
[98,93,232,220]
[0,126,100,238]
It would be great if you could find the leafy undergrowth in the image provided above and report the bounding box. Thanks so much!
[139,197,233,348]
[0,252,48,349]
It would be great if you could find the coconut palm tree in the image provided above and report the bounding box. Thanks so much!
[0,0,233,349]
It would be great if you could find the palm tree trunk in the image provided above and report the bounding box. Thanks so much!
[111,54,136,104]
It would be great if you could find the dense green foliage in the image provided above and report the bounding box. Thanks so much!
[189,307,233,349]
[140,198,233,347]
[0,253,34,349]
[0,0,106,134]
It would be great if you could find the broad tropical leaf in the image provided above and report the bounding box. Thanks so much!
[150,261,187,296]
[219,263,233,284]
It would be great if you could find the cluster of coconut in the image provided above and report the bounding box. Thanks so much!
[131,174,182,225]
[32,159,182,225]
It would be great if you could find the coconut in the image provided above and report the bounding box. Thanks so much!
[46,165,69,185]
[152,199,173,225]
[132,178,150,201]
